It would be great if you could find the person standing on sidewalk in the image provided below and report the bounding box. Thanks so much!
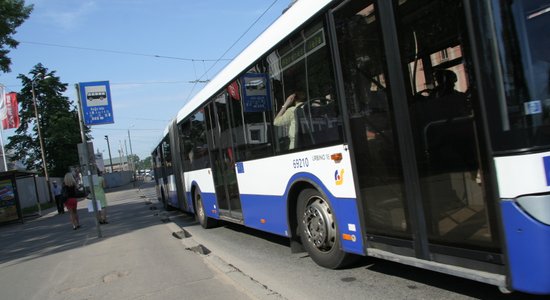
[94,171,108,224]
[52,180,64,214]
[63,172,81,230]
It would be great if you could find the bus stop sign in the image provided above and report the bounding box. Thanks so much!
[78,81,114,125]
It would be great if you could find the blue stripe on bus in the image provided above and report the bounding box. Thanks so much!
[188,181,219,219]
[501,200,550,295]
[543,156,550,186]
[241,194,289,236]
[240,172,364,256]
[168,190,178,207]
[201,191,219,219]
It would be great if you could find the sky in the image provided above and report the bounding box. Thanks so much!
[0,0,293,161]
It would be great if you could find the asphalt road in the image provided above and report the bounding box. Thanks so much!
[138,181,548,300]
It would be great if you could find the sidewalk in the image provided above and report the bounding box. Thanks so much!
[0,181,263,300]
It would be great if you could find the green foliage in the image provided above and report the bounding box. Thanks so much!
[0,0,33,74]
[6,63,90,176]
[127,154,139,164]
[142,156,152,169]
[134,156,152,170]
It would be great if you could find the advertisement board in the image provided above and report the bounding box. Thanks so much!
[0,178,18,223]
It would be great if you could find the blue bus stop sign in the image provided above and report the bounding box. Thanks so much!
[78,81,114,125]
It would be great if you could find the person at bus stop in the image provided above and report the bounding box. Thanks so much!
[52,180,64,214]
[274,90,306,149]
[94,171,108,224]
[63,172,82,230]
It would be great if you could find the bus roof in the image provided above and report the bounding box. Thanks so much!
[153,0,333,153]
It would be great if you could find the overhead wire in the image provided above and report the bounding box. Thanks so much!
[19,41,231,62]
[11,2,281,98]
[184,0,281,102]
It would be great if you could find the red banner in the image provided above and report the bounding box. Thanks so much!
[2,92,20,129]
[227,81,241,101]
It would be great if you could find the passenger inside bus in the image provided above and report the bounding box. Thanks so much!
[274,90,306,150]
[414,69,475,172]
[421,70,469,123]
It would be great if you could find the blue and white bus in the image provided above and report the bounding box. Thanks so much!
[152,0,550,295]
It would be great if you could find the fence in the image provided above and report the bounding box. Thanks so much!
[16,171,133,209]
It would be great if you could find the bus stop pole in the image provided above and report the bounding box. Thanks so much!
[75,84,102,238]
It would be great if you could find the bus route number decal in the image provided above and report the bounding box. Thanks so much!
[293,158,309,169]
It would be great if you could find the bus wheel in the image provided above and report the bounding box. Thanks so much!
[195,188,217,229]
[297,188,354,269]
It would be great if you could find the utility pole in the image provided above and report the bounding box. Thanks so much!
[31,75,54,205]
[75,84,101,238]
[127,129,134,172]
[104,135,113,173]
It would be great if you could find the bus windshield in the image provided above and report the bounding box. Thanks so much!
[491,0,550,152]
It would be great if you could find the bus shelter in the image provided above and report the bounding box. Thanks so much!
[0,171,39,224]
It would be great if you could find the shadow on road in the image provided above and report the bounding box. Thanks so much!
[357,257,547,299]
[0,181,162,268]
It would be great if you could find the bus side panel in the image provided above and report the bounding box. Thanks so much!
[501,200,550,295]
[237,145,356,198]
[240,194,288,236]
[494,152,550,198]
[332,197,364,255]
[239,175,364,255]
[236,145,364,255]
[184,168,219,219]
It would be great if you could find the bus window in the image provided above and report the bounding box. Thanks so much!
[180,119,193,170]
[226,71,275,160]
[268,21,344,154]
[487,0,550,151]
[334,0,410,237]
[162,139,171,168]
[190,111,210,169]
[180,111,210,171]
[395,0,499,250]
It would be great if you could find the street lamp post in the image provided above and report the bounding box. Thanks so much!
[31,74,53,204]
[104,135,113,173]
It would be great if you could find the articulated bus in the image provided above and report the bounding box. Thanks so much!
[152,0,550,295]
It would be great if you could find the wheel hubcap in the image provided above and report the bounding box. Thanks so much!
[303,196,336,252]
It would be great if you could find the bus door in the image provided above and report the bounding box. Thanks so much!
[208,93,243,221]
[159,138,173,208]
[333,0,501,264]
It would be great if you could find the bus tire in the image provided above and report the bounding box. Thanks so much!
[160,187,168,209]
[194,188,217,229]
[297,188,355,269]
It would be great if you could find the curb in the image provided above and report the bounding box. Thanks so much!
[164,222,285,300]
[138,189,285,300]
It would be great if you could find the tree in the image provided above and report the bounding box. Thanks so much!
[127,154,140,165]
[141,156,152,169]
[6,63,89,176]
[133,156,152,171]
[0,0,33,74]
[127,154,139,171]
